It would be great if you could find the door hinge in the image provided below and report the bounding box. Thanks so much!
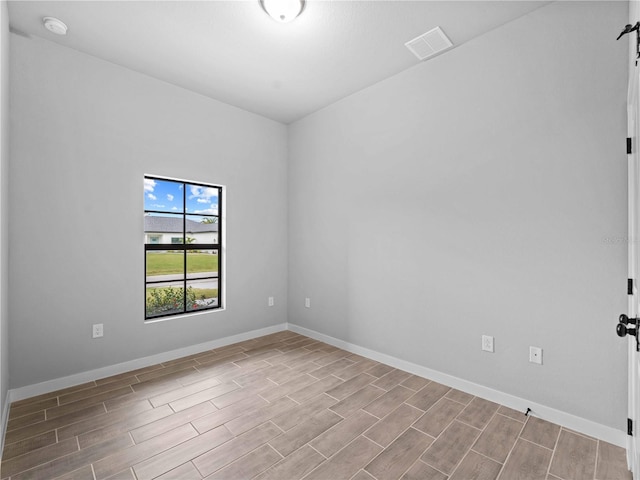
[628,137,633,154]
[629,418,633,436]
[629,278,634,295]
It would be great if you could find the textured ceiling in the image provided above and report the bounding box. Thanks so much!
[8,1,549,123]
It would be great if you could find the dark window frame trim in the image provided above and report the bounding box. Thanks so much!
[144,175,223,321]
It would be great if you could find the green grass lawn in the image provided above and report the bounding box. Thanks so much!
[146,252,218,276]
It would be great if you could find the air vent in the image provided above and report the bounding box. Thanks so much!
[405,26,453,61]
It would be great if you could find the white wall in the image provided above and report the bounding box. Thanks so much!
[0,0,10,441]
[9,34,288,388]
[288,1,628,430]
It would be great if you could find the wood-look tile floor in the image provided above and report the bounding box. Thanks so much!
[0,331,631,480]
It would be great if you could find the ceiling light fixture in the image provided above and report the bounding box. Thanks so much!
[260,0,305,23]
[42,16,68,35]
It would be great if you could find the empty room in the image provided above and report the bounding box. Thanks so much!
[0,0,635,479]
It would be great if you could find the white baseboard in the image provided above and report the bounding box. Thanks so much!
[287,323,627,448]
[8,323,288,403]
[6,321,626,448]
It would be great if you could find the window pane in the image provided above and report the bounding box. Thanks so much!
[185,184,219,216]
[144,213,184,245]
[186,279,219,311]
[185,215,219,244]
[146,283,185,318]
[144,178,184,213]
[146,250,184,281]
[187,250,218,279]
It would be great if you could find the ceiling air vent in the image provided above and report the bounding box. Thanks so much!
[405,26,453,61]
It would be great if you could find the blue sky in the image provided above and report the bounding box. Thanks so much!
[144,178,219,216]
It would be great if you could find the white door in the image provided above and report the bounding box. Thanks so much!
[618,68,640,479]
[625,42,640,476]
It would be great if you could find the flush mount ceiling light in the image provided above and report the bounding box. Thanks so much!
[42,16,68,35]
[260,0,305,23]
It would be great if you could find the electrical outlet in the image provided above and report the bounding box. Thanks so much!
[305,298,311,308]
[482,335,494,353]
[529,346,543,365]
[268,296,274,307]
[92,323,104,339]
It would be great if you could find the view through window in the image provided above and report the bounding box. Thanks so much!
[144,176,222,320]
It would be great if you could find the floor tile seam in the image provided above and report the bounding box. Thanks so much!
[365,418,433,462]
[11,382,100,413]
[419,455,452,478]
[402,398,427,413]
[443,391,472,406]
[129,407,212,445]
[542,418,564,479]
[4,438,85,479]
[57,385,137,410]
[450,415,484,433]
[516,435,555,453]
[433,422,483,478]
[7,407,50,425]
[152,425,235,479]
[409,401,461,441]
[270,420,287,435]
[90,423,198,475]
[391,456,424,480]
[489,414,528,480]
[6,416,47,433]
[593,439,600,480]
[565,429,599,480]
[346,469,369,480]
[470,405,501,436]
[306,443,328,460]
[198,432,283,478]
[0,436,79,477]
[400,377,433,392]
[310,432,378,474]
[456,398,503,433]
[469,447,507,465]
[6,406,111,448]
[361,407,383,421]
[559,426,598,444]
[448,447,498,479]
[495,411,527,424]
[283,359,325,371]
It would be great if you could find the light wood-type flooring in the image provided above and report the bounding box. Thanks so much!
[0,331,631,480]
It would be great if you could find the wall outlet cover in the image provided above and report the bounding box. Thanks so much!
[529,346,543,365]
[482,335,494,353]
[92,323,104,338]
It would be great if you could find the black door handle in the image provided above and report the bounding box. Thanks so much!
[618,323,638,337]
[620,314,639,325]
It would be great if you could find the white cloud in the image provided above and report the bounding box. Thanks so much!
[167,194,174,201]
[147,193,157,200]
[144,178,156,192]
[172,206,178,211]
[152,204,166,209]
[189,186,218,202]
[197,198,209,204]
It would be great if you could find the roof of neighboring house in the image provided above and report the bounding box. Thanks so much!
[144,216,218,234]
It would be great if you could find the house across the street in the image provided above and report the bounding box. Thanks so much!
[144,215,218,245]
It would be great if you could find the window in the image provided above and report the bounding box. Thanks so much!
[144,176,222,320]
